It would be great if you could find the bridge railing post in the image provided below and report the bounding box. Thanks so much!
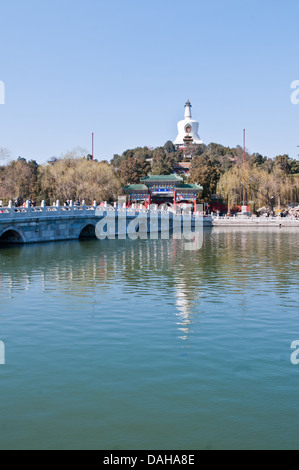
[68,200,74,215]
[25,200,33,217]
[56,200,61,215]
[8,200,14,218]
[41,200,47,215]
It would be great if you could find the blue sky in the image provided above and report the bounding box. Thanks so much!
[0,0,298,164]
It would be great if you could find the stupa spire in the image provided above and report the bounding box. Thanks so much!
[184,99,192,119]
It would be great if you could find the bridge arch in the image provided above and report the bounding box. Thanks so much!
[77,223,97,239]
[0,226,25,244]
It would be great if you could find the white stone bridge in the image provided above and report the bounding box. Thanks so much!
[0,200,104,244]
[0,200,212,245]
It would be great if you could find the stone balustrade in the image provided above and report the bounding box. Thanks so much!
[0,200,100,220]
[0,200,192,220]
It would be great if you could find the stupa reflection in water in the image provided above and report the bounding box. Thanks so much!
[175,282,193,341]
[1,230,297,342]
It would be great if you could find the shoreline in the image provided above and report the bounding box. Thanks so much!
[212,216,299,228]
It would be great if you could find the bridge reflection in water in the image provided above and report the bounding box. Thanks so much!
[0,227,298,342]
[0,236,203,340]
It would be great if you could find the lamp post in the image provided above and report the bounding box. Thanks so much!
[92,133,94,161]
[243,129,246,207]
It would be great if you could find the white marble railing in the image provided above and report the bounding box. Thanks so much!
[0,199,210,221]
[0,200,99,219]
[212,215,299,224]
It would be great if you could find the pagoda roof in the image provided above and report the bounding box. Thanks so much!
[124,184,148,192]
[140,174,183,183]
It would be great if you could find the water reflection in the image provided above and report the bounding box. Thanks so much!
[0,228,299,340]
[175,281,196,340]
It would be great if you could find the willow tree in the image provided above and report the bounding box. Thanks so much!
[39,157,121,205]
[216,165,242,210]
[217,163,298,211]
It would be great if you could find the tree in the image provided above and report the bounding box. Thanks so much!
[0,158,39,202]
[216,162,299,211]
[274,154,291,174]
[118,156,151,185]
[289,158,299,174]
[110,146,154,168]
[190,155,220,200]
[151,148,173,175]
[163,140,175,153]
[110,153,123,168]
[61,146,88,160]
[38,157,121,204]
[249,153,267,167]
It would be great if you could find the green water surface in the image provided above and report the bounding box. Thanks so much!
[0,226,298,449]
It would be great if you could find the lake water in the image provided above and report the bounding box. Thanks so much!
[0,226,299,450]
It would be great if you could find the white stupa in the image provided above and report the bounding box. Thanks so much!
[173,99,203,147]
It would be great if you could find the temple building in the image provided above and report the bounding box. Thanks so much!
[173,99,203,149]
[124,174,202,208]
